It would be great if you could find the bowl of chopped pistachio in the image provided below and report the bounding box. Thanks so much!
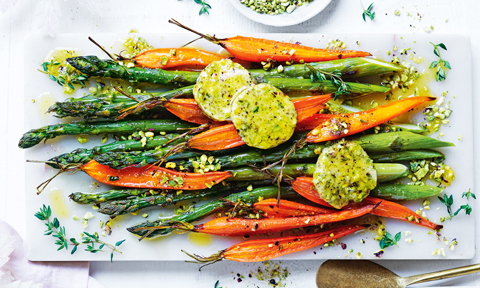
[227,0,332,27]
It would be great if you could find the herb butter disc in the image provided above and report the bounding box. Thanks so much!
[193,59,253,121]
[313,140,377,209]
[230,83,297,149]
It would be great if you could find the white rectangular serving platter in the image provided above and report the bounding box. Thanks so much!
[25,33,473,261]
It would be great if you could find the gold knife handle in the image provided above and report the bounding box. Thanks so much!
[404,264,480,286]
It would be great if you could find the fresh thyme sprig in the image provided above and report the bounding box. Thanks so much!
[34,205,125,262]
[38,60,88,91]
[429,42,451,82]
[379,231,401,249]
[361,2,375,22]
[438,192,474,221]
[306,64,351,100]
[193,0,211,15]
[462,189,476,201]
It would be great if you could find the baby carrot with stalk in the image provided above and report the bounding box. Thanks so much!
[134,48,227,69]
[81,160,231,190]
[160,203,376,236]
[169,19,372,63]
[186,97,432,151]
[306,96,435,143]
[183,224,368,266]
[152,95,331,126]
[291,177,443,230]
[37,160,232,194]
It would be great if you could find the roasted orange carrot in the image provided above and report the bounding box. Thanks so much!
[295,113,334,132]
[176,203,375,236]
[135,48,227,69]
[164,99,214,125]
[306,96,435,143]
[185,95,331,150]
[170,19,371,63]
[81,160,232,190]
[293,95,332,122]
[187,123,245,151]
[291,177,443,230]
[183,224,367,264]
[166,95,329,126]
[253,199,334,218]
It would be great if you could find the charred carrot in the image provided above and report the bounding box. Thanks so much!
[164,99,214,125]
[165,95,330,126]
[134,48,227,69]
[186,96,331,150]
[187,123,245,151]
[253,199,334,218]
[81,160,231,190]
[306,96,435,143]
[295,114,334,132]
[293,95,331,122]
[183,224,367,264]
[291,177,443,230]
[173,203,375,236]
[170,19,371,63]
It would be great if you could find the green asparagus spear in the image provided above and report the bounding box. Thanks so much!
[172,132,453,171]
[265,78,390,97]
[327,101,427,134]
[126,186,297,238]
[66,56,402,88]
[48,86,194,118]
[371,184,444,201]
[95,180,271,216]
[369,150,445,162]
[226,163,408,183]
[67,56,199,87]
[46,133,186,169]
[19,119,196,149]
[252,58,403,80]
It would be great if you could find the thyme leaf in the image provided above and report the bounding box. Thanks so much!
[193,0,212,15]
[379,231,401,249]
[362,2,375,22]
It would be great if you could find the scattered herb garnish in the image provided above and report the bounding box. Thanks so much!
[462,189,476,201]
[39,60,88,91]
[35,205,125,262]
[361,2,375,22]
[429,42,451,82]
[193,0,211,15]
[306,64,351,100]
[214,280,223,288]
[438,193,474,221]
[379,231,401,249]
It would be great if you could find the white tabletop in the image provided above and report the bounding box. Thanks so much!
[1,0,479,287]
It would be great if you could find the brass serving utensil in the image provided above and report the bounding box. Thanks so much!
[316,260,480,288]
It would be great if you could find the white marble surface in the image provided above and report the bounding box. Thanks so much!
[1,0,480,287]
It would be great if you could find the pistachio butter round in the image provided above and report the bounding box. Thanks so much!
[230,83,297,149]
[313,140,377,209]
[193,59,253,121]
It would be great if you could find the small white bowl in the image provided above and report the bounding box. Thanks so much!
[227,0,333,27]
